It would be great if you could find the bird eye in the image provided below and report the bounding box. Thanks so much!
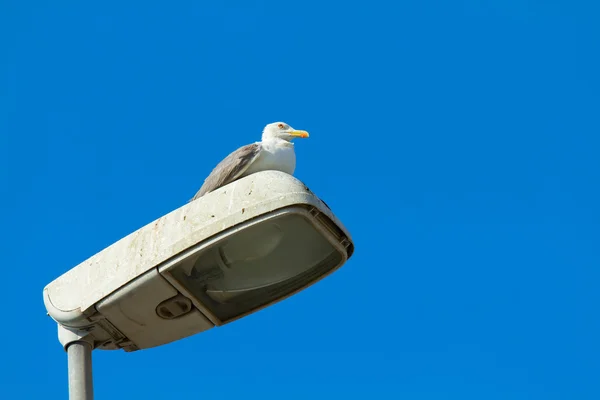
[278,123,285,129]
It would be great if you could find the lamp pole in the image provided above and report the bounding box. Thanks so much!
[59,326,95,400]
[67,341,94,400]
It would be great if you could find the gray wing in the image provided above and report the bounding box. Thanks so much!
[190,142,262,201]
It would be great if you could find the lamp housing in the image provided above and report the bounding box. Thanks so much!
[43,171,354,352]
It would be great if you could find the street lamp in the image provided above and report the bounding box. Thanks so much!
[43,170,354,400]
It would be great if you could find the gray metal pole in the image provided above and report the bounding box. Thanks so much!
[67,341,94,400]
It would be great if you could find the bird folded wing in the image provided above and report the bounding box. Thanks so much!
[191,142,262,200]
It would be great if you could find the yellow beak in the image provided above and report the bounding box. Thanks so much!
[289,130,309,138]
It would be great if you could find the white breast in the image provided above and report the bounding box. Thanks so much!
[244,140,296,176]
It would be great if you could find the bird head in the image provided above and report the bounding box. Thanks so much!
[262,122,310,142]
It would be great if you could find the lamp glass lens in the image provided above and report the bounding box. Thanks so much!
[168,212,343,322]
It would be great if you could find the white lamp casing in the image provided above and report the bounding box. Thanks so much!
[43,171,354,352]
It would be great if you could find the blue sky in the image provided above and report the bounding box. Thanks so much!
[1,1,599,398]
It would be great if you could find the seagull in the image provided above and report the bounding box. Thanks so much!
[191,122,309,201]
